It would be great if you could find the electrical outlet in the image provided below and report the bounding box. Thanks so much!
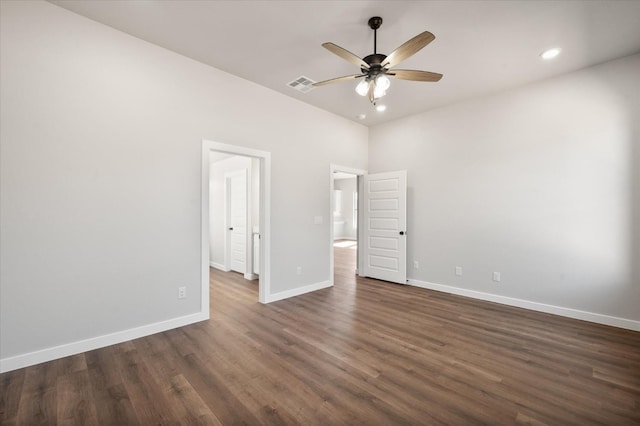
[493,272,501,282]
[296,266,302,275]
[178,286,186,299]
[413,260,419,269]
[455,266,463,276]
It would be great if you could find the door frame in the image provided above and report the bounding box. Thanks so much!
[202,140,271,304]
[329,164,367,284]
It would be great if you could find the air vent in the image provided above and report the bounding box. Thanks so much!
[287,76,316,93]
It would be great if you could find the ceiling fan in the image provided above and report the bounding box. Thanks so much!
[313,16,443,106]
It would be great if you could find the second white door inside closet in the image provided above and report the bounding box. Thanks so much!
[226,169,248,274]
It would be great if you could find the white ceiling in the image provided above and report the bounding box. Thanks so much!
[50,1,640,126]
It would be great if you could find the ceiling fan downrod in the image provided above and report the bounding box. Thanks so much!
[368,16,383,54]
[361,16,389,105]
[363,17,388,74]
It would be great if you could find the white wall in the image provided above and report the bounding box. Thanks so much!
[369,54,640,325]
[0,1,367,369]
[334,178,357,240]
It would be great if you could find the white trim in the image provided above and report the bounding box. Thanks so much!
[210,261,228,271]
[407,279,640,332]
[329,165,367,287]
[201,144,213,316]
[244,273,258,280]
[0,312,207,373]
[202,140,271,304]
[265,280,332,303]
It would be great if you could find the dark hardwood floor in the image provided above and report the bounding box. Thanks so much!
[2,243,639,424]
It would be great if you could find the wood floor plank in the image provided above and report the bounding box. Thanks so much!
[85,347,140,426]
[161,330,262,425]
[164,374,223,425]
[113,346,178,425]
[0,368,25,425]
[56,369,99,426]
[14,361,59,425]
[183,325,322,425]
[1,243,639,424]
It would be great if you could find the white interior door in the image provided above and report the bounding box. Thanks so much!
[362,171,407,284]
[227,169,247,274]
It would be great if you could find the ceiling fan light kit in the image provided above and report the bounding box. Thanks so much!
[313,16,443,107]
[355,79,370,96]
[355,74,390,99]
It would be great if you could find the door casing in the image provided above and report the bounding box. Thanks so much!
[202,140,271,304]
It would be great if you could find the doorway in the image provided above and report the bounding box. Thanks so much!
[209,156,256,279]
[330,165,366,285]
[202,140,271,306]
[330,167,408,287]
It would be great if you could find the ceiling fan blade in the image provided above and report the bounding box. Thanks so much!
[382,31,435,68]
[389,69,443,82]
[312,74,364,87]
[322,42,370,69]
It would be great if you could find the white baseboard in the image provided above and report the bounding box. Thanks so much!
[0,311,209,373]
[407,279,640,332]
[265,280,332,303]
[244,273,258,280]
[210,261,229,271]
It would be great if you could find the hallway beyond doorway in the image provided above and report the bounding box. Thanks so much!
[333,239,357,285]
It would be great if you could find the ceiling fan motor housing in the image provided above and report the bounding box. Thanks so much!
[362,54,388,75]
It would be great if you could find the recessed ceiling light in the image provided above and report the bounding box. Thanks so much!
[357,113,366,120]
[376,105,387,112]
[541,48,561,60]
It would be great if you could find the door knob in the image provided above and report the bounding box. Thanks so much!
[399,231,405,235]
[228,227,234,231]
